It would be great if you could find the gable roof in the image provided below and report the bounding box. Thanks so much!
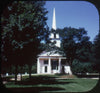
[38,51,62,57]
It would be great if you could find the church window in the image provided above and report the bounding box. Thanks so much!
[51,60,58,70]
[44,60,48,64]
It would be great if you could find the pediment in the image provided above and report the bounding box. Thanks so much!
[38,51,62,57]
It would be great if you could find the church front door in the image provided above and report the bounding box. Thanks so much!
[44,66,48,73]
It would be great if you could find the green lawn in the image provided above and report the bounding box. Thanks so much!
[3,75,99,93]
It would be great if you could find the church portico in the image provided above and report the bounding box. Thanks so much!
[37,56,72,74]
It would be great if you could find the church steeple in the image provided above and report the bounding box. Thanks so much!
[52,8,56,30]
[50,8,61,48]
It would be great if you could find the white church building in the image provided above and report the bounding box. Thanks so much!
[37,8,72,74]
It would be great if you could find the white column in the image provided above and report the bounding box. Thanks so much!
[48,58,51,74]
[69,66,72,75]
[59,58,61,73]
[37,58,40,74]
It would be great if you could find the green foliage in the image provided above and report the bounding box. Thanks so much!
[93,32,100,72]
[1,1,49,65]
[1,1,49,64]
[1,64,37,74]
[31,63,37,73]
[10,65,16,74]
[23,64,29,73]
[1,1,49,80]
[57,27,92,67]
[72,60,98,73]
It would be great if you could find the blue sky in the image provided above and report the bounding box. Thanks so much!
[44,1,99,41]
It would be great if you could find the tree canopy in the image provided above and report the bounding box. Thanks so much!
[1,1,49,80]
[93,32,100,72]
[1,1,49,64]
[56,27,92,67]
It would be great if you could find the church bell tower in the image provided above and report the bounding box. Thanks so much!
[49,8,61,47]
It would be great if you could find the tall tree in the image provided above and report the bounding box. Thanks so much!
[93,32,100,72]
[57,27,92,73]
[1,1,49,82]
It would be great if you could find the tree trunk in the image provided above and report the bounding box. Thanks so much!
[20,66,23,81]
[28,65,32,79]
[15,65,18,84]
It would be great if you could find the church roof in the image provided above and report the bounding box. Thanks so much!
[38,51,62,57]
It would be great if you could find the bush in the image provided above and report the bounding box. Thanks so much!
[72,60,98,73]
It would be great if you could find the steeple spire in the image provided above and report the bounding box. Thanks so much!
[50,8,61,47]
[52,8,56,30]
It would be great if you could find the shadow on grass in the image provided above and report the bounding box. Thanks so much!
[16,76,76,85]
[2,76,76,93]
[7,87,65,93]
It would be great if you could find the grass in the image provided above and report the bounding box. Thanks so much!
[2,74,99,93]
